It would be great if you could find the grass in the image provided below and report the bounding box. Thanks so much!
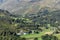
[21,28,60,40]
[21,28,52,40]
[54,34,60,40]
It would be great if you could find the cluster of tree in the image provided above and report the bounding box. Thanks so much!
[24,8,60,31]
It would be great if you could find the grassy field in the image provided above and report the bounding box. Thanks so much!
[21,28,60,40]
[54,34,60,40]
[21,29,54,40]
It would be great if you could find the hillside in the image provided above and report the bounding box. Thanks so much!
[0,8,60,40]
[0,0,60,40]
[0,0,60,15]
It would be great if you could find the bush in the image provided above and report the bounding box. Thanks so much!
[21,38,26,40]
[41,34,58,40]
[34,37,38,40]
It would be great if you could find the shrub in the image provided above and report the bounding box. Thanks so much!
[41,34,58,40]
[34,37,38,40]
[21,38,26,40]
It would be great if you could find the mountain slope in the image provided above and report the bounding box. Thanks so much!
[0,0,60,15]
